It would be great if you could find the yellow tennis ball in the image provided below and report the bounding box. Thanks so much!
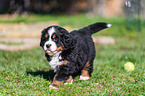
[124,62,135,72]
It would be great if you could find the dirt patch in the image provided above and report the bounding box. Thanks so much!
[93,36,115,45]
[0,38,39,51]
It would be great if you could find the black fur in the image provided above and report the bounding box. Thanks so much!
[40,22,110,81]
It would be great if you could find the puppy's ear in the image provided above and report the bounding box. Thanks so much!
[58,27,72,50]
[40,29,45,47]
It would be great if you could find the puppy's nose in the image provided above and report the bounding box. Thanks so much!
[46,44,51,48]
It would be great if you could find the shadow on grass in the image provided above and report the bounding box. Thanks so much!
[26,70,55,81]
[26,70,81,81]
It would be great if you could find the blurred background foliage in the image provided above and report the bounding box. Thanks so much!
[0,0,145,33]
[0,0,144,16]
[0,0,125,16]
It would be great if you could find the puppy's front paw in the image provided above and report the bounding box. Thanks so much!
[64,75,73,85]
[79,75,90,80]
[50,74,64,89]
[64,79,73,85]
[49,84,58,89]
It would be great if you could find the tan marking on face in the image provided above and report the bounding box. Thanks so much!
[81,61,90,77]
[45,34,48,38]
[56,46,64,51]
[52,34,56,39]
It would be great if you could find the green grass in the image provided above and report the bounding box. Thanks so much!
[0,14,145,95]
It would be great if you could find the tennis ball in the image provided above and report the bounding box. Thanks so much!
[124,62,135,72]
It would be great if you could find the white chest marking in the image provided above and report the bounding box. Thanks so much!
[49,52,62,70]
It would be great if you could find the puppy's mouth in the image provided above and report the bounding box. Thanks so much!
[45,50,58,55]
[44,46,64,55]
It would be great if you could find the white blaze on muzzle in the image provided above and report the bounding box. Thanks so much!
[43,27,57,53]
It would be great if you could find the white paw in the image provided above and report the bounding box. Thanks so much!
[49,85,58,89]
[79,75,90,80]
[64,80,73,85]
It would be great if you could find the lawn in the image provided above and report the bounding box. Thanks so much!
[0,14,145,95]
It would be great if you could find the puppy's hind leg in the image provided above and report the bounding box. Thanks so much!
[79,61,92,80]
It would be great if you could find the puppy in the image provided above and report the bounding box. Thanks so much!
[40,22,111,89]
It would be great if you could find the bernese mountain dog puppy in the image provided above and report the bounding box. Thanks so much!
[40,22,111,89]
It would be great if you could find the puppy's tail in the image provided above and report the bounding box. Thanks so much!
[80,22,111,35]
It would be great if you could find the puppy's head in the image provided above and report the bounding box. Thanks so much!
[40,26,71,55]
